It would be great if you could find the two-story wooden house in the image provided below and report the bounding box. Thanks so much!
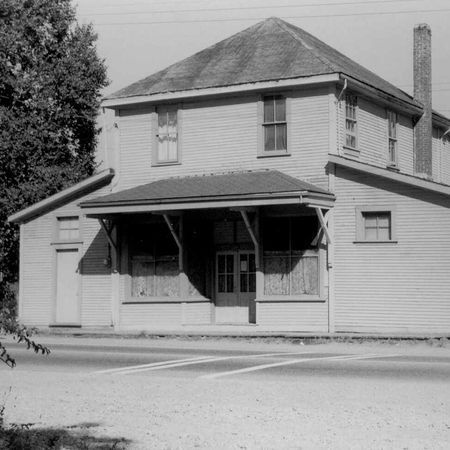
[9,18,450,333]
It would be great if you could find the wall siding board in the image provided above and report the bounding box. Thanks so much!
[20,184,113,327]
[257,302,328,331]
[115,88,330,192]
[334,166,450,332]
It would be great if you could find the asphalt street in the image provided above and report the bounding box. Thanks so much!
[3,337,450,382]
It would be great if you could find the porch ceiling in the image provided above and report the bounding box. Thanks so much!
[79,170,335,216]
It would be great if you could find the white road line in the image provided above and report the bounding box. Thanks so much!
[97,351,316,376]
[201,353,399,380]
[94,355,213,374]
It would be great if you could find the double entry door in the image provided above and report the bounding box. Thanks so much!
[215,251,256,324]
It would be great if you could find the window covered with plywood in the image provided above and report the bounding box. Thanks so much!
[263,216,320,296]
[129,223,179,298]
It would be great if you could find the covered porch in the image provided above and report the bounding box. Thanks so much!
[80,170,335,330]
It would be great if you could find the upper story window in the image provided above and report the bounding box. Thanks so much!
[387,110,398,166]
[345,94,358,149]
[262,95,287,154]
[155,106,179,164]
[57,217,79,241]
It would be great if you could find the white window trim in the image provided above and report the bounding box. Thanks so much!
[152,104,182,166]
[52,215,82,244]
[257,94,291,157]
[354,205,397,243]
[343,94,359,153]
[387,109,399,168]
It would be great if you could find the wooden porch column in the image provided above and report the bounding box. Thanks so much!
[99,219,120,327]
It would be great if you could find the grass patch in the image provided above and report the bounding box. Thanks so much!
[0,422,130,449]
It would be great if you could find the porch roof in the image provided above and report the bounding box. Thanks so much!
[80,170,335,216]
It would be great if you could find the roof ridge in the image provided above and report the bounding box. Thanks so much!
[272,18,337,74]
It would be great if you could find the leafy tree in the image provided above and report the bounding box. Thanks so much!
[0,0,108,364]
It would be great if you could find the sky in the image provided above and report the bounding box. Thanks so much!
[73,0,450,116]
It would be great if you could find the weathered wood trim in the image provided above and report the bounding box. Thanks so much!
[314,207,332,244]
[8,169,114,224]
[329,154,450,196]
[102,74,341,108]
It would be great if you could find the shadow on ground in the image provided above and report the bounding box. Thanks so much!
[0,421,131,449]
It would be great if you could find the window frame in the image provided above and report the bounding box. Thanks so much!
[261,215,325,301]
[355,206,398,243]
[344,94,358,152]
[258,94,291,157]
[387,109,398,168]
[152,104,182,166]
[53,216,82,244]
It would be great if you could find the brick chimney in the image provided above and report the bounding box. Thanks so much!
[413,23,432,178]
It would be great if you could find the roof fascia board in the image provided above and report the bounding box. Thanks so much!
[340,74,422,116]
[102,74,340,109]
[83,196,305,215]
[8,169,115,224]
[82,192,335,216]
[329,154,450,197]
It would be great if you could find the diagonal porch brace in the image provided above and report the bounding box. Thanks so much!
[162,214,183,271]
[99,219,117,252]
[239,210,260,269]
[311,209,331,246]
[313,207,332,244]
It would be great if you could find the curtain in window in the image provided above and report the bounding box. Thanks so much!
[158,110,177,162]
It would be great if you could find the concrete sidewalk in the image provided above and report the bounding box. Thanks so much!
[34,324,450,342]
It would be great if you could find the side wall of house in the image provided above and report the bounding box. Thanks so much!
[19,185,113,328]
[333,165,450,332]
[115,86,331,192]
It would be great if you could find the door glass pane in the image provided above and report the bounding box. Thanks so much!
[218,255,225,273]
[226,274,234,293]
[226,255,234,273]
[218,274,226,293]
[248,273,256,293]
[249,254,256,273]
[240,275,248,293]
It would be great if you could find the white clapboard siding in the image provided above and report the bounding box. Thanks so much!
[341,98,416,176]
[333,166,450,333]
[182,302,213,325]
[119,303,182,328]
[256,302,328,331]
[118,107,153,189]
[21,214,54,326]
[115,87,331,192]
[19,184,113,327]
[442,138,450,185]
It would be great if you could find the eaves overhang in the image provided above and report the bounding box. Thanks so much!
[329,154,450,197]
[81,191,335,218]
[8,169,115,224]
[101,74,340,109]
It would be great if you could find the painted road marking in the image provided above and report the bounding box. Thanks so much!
[95,351,317,376]
[201,353,400,379]
[94,355,213,374]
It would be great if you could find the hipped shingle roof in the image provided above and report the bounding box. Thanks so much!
[80,170,330,207]
[108,17,417,107]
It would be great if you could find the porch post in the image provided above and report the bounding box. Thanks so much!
[255,209,263,321]
[98,219,120,327]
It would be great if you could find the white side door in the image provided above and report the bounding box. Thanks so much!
[55,249,80,324]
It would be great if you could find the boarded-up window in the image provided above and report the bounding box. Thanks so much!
[129,223,179,297]
[263,216,319,296]
[58,217,79,241]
